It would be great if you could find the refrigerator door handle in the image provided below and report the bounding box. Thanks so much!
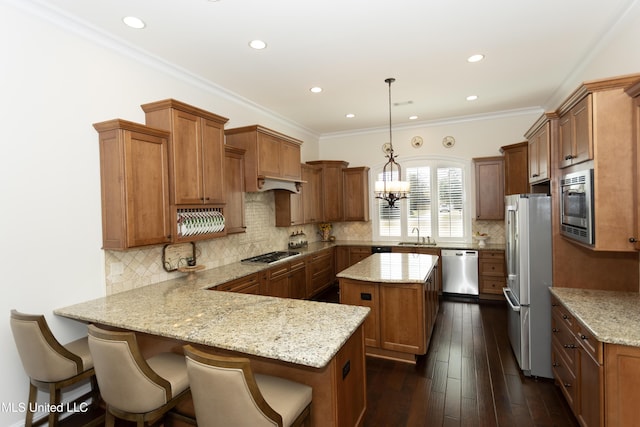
[503,287,521,312]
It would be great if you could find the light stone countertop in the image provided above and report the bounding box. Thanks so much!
[336,252,438,283]
[55,274,369,369]
[549,287,640,347]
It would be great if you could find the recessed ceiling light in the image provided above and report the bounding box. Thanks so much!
[249,40,267,50]
[122,16,146,29]
[466,95,479,101]
[310,87,323,93]
[346,113,355,118]
[409,115,418,120]
[467,54,485,63]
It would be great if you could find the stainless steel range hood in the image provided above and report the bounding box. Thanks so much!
[256,176,303,193]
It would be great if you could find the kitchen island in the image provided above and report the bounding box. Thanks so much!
[55,277,369,427]
[337,252,439,363]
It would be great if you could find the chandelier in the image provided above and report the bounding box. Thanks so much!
[374,78,410,207]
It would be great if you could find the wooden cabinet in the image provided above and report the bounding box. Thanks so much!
[94,119,171,250]
[335,246,372,274]
[224,145,246,234]
[224,125,303,192]
[479,250,506,296]
[141,99,228,206]
[306,160,349,222]
[473,156,505,220]
[339,267,438,363]
[525,114,553,184]
[263,258,307,299]
[274,190,303,227]
[551,295,604,427]
[342,167,370,221]
[306,247,335,298]
[302,163,323,224]
[625,79,640,250]
[500,141,529,195]
[605,344,640,427]
[213,273,260,294]
[392,246,442,292]
[558,95,593,169]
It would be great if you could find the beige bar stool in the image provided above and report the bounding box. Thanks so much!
[9,309,102,427]
[183,344,312,427]
[87,324,193,427]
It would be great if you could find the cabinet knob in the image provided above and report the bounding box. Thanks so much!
[552,328,559,333]
[580,334,588,340]
[564,154,574,160]
[563,343,576,349]
[564,382,572,388]
[629,237,638,243]
[532,173,539,178]
[552,362,560,367]
[562,314,569,320]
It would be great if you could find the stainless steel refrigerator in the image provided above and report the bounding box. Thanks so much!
[503,194,553,378]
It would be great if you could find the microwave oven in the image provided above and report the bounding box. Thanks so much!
[560,169,594,245]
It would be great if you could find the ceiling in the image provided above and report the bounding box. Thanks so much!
[35,0,637,135]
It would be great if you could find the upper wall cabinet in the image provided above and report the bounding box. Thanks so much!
[224,145,247,234]
[141,99,229,205]
[474,156,505,220]
[558,95,593,169]
[500,141,529,195]
[625,78,640,251]
[343,166,370,222]
[524,113,554,184]
[94,119,171,250]
[306,160,349,222]
[224,125,303,192]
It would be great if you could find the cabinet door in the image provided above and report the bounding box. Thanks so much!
[577,348,603,427]
[571,95,593,165]
[558,114,574,169]
[605,344,640,427]
[201,118,225,204]
[343,167,370,221]
[474,157,505,220]
[265,264,290,298]
[302,165,322,223]
[280,141,302,180]
[171,109,204,205]
[323,164,345,222]
[274,190,304,227]
[339,279,379,348]
[289,260,307,299]
[502,142,529,195]
[257,133,281,177]
[95,120,171,250]
[528,122,550,183]
[224,146,246,234]
[379,283,426,354]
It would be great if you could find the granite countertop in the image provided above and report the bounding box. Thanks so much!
[336,252,438,284]
[55,275,369,369]
[336,239,505,251]
[549,287,640,347]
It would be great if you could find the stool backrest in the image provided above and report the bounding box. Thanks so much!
[87,325,171,413]
[183,345,282,427]
[10,310,83,382]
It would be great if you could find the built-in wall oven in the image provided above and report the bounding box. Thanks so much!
[560,168,594,245]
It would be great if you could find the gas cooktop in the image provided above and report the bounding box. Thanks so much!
[241,251,301,265]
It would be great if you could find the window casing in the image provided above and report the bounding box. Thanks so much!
[372,157,472,243]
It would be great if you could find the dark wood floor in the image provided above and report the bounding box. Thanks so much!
[364,298,579,427]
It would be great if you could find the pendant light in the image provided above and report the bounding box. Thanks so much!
[374,78,410,207]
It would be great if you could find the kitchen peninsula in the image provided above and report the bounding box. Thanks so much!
[337,252,439,363]
[55,274,369,427]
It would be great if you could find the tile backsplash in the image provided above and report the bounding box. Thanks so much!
[104,193,505,294]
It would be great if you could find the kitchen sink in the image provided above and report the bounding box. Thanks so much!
[397,241,437,246]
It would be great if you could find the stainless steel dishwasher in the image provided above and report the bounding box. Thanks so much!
[442,249,479,296]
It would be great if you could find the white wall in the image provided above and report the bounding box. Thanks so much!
[1,0,639,425]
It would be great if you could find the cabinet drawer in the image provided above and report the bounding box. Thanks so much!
[552,311,578,375]
[551,297,577,331]
[479,260,505,276]
[480,277,505,294]
[479,250,504,259]
[212,273,260,293]
[268,263,290,279]
[552,341,578,409]
[575,322,603,364]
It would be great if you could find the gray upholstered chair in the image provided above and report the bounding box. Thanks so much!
[87,324,193,427]
[9,309,102,427]
[183,344,312,427]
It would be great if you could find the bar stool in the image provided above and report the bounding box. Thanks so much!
[9,309,102,427]
[87,324,192,427]
[183,344,312,427]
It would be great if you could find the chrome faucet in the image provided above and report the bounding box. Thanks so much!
[412,227,420,244]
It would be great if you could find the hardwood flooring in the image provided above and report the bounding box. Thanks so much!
[364,298,579,427]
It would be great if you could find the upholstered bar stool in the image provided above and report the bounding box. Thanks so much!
[9,309,102,427]
[87,324,193,427]
[183,345,312,427]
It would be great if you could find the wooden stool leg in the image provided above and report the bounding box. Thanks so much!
[48,383,61,426]
[25,382,37,427]
[105,409,116,427]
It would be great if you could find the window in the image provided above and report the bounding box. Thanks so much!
[373,157,471,243]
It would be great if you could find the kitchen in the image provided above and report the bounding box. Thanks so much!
[3,1,640,426]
